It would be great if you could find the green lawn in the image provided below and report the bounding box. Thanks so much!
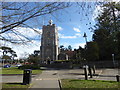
[1,67,42,74]
[61,79,120,89]
[2,83,30,90]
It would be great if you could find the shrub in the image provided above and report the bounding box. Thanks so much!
[18,64,40,70]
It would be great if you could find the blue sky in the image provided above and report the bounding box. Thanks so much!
[49,3,96,49]
[22,2,97,48]
[1,2,100,58]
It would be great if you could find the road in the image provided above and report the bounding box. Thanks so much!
[2,68,119,84]
[93,68,119,81]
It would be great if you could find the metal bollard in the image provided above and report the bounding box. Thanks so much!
[88,66,92,78]
[83,65,88,80]
[116,75,120,82]
[92,65,96,75]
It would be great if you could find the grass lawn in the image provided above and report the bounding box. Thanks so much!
[2,83,30,90]
[1,67,42,74]
[61,79,120,89]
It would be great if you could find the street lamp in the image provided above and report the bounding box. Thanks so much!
[83,32,87,45]
[112,54,115,67]
[83,32,88,64]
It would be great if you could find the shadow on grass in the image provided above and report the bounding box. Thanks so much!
[5,83,23,85]
[3,82,30,86]
[69,79,118,83]
[2,88,28,90]
[2,82,29,90]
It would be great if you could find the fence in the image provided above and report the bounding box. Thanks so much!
[79,60,119,68]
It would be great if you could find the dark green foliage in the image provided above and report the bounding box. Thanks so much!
[0,46,17,63]
[27,54,40,64]
[19,59,24,63]
[85,41,99,61]
[116,31,120,59]
[92,2,120,60]
[73,46,85,63]
[18,64,40,70]
[68,45,72,51]
[74,42,99,62]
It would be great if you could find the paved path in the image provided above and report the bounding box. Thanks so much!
[58,69,102,79]
[92,68,119,81]
[2,75,37,83]
[29,69,103,89]
[2,68,119,89]
[29,70,60,89]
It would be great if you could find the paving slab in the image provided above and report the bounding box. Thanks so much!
[91,68,119,81]
[29,69,103,89]
[29,70,60,89]
[1,68,119,89]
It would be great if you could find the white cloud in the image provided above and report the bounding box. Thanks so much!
[73,27,81,32]
[59,33,81,39]
[14,27,42,37]
[4,40,41,59]
[57,26,63,31]
[59,33,77,39]
[112,0,120,2]
[60,34,77,39]
[0,27,42,59]
[1,27,42,43]
[92,5,103,21]
[62,36,77,39]
[75,33,81,37]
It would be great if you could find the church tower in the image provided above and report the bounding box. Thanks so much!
[40,20,59,64]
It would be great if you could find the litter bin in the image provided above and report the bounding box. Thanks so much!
[23,69,32,85]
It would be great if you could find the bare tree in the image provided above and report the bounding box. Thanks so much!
[1,2,71,44]
[1,2,114,44]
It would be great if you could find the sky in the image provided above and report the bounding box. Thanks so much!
[1,1,118,59]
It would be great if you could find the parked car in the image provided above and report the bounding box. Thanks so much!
[3,64,11,68]
[15,64,22,67]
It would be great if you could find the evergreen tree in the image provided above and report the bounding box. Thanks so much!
[84,41,99,61]
[68,45,72,51]
[92,2,120,60]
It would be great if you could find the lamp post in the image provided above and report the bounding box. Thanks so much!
[112,54,115,67]
[83,32,87,45]
[83,32,88,65]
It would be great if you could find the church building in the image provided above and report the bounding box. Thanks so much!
[40,20,59,64]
